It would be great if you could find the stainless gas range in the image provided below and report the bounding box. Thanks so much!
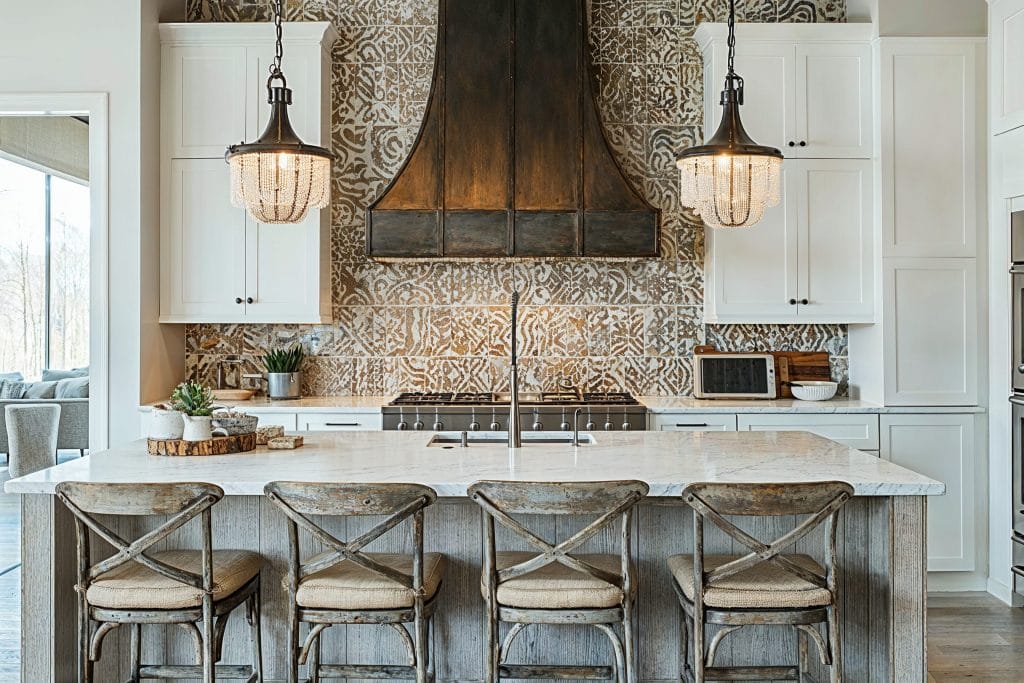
[382,391,647,433]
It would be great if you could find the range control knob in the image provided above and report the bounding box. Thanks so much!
[469,421,481,431]
[413,420,424,431]
[533,420,544,431]
[396,421,408,431]
[433,421,445,431]
[490,421,501,431]
[560,421,571,431]
[586,420,596,430]
[604,421,614,431]
[621,421,631,431]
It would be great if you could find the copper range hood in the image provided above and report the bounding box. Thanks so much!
[367,0,660,258]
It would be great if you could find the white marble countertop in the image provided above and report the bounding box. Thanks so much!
[141,395,985,415]
[6,430,943,497]
[637,397,987,414]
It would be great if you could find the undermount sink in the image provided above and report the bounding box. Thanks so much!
[426,431,596,447]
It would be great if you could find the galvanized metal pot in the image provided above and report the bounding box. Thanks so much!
[267,372,302,400]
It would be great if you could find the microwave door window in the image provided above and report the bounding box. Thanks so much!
[703,358,769,394]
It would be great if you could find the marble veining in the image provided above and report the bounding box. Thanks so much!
[6,430,941,497]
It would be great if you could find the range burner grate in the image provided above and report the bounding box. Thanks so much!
[388,391,640,406]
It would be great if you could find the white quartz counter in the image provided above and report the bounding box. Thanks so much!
[6,429,942,497]
[637,397,986,413]
[140,395,391,413]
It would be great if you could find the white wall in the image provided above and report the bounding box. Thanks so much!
[875,0,987,37]
[0,0,183,447]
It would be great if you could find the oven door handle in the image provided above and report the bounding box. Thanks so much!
[1010,395,1024,407]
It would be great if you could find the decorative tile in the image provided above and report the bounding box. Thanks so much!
[187,0,847,397]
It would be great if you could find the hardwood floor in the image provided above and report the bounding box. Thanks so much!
[1,461,1022,682]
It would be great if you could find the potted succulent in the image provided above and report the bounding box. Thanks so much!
[171,380,218,441]
[149,402,184,440]
[263,343,305,400]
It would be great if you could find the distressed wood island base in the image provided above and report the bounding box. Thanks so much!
[7,430,939,682]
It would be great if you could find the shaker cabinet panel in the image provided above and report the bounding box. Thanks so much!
[883,258,978,406]
[992,0,1024,134]
[245,216,328,323]
[737,413,879,451]
[650,413,737,432]
[726,43,795,156]
[163,45,248,158]
[162,159,247,321]
[796,43,872,158]
[881,414,976,571]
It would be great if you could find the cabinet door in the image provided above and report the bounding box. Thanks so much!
[880,414,975,571]
[249,43,318,144]
[737,413,879,450]
[883,258,978,405]
[162,159,247,322]
[703,165,798,323]
[164,45,247,158]
[246,411,298,431]
[650,413,737,432]
[795,43,871,158]
[880,40,980,257]
[706,42,795,157]
[245,213,328,323]
[796,159,874,322]
[992,0,1024,134]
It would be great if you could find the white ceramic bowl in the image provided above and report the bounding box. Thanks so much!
[790,381,838,401]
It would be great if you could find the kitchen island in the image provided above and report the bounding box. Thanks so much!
[7,430,941,682]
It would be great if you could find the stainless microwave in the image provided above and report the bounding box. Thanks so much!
[693,353,777,399]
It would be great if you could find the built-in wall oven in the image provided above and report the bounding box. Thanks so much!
[1009,210,1024,593]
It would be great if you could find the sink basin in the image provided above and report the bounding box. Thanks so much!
[426,431,596,447]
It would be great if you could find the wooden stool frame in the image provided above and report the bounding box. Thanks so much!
[264,481,441,683]
[676,481,854,683]
[55,481,262,683]
[469,480,649,683]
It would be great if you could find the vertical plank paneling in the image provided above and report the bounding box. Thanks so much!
[891,496,927,682]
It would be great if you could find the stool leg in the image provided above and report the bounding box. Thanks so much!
[202,595,215,683]
[678,607,689,681]
[78,596,92,683]
[286,600,300,683]
[796,626,809,682]
[308,629,321,683]
[692,609,705,683]
[827,605,842,682]
[414,600,428,683]
[247,581,263,682]
[485,591,499,683]
[129,623,141,682]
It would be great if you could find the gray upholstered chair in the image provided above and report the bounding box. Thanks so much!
[5,403,60,478]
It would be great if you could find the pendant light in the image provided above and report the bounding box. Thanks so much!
[676,0,782,229]
[225,0,333,224]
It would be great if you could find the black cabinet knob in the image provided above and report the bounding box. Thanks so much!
[235,297,243,304]
[787,141,796,147]
[799,141,807,147]
[800,298,809,305]
[789,298,797,305]
[246,297,254,304]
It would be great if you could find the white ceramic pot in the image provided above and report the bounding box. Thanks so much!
[182,415,216,442]
[150,408,184,440]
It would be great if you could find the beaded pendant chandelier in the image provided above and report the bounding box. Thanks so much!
[225,0,333,224]
[676,0,782,229]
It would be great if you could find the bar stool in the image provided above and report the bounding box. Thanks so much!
[468,480,649,683]
[55,481,264,683]
[264,481,445,683]
[670,481,854,682]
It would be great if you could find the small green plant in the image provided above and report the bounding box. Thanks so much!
[263,343,305,373]
[171,380,215,417]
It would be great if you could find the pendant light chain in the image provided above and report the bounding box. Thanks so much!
[271,0,285,79]
[723,0,743,105]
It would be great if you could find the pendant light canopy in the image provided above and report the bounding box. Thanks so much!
[676,0,782,229]
[225,0,333,224]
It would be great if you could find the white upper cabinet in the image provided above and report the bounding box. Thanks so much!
[696,23,872,159]
[879,40,983,258]
[705,159,873,324]
[991,0,1024,135]
[159,22,337,324]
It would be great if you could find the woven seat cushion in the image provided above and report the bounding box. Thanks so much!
[295,552,446,610]
[668,554,832,609]
[485,552,624,609]
[86,550,263,610]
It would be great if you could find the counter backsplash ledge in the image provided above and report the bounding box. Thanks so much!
[184,0,849,397]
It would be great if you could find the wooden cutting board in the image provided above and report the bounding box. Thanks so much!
[694,346,832,398]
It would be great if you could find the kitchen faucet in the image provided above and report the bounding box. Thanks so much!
[508,291,522,448]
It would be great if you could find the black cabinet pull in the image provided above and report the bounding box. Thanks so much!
[246,297,254,304]
[235,297,243,304]
[789,298,797,305]
[324,422,360,427]
[675,423,709,428]
[787,141,796,147]
[800,298,809,305]
[799,141,807,147]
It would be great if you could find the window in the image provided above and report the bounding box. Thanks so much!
[0,156,89,378]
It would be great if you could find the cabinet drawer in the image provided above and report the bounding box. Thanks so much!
[300,413,383,431]
[249,412,298,431]
[650,414,737,432]
[736,414,879,450]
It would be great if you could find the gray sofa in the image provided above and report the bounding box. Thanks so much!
[0,398,89,454]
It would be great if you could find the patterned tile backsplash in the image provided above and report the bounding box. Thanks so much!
[184,0,849,397]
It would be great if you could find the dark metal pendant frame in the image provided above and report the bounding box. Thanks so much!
[225,78,334,163]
